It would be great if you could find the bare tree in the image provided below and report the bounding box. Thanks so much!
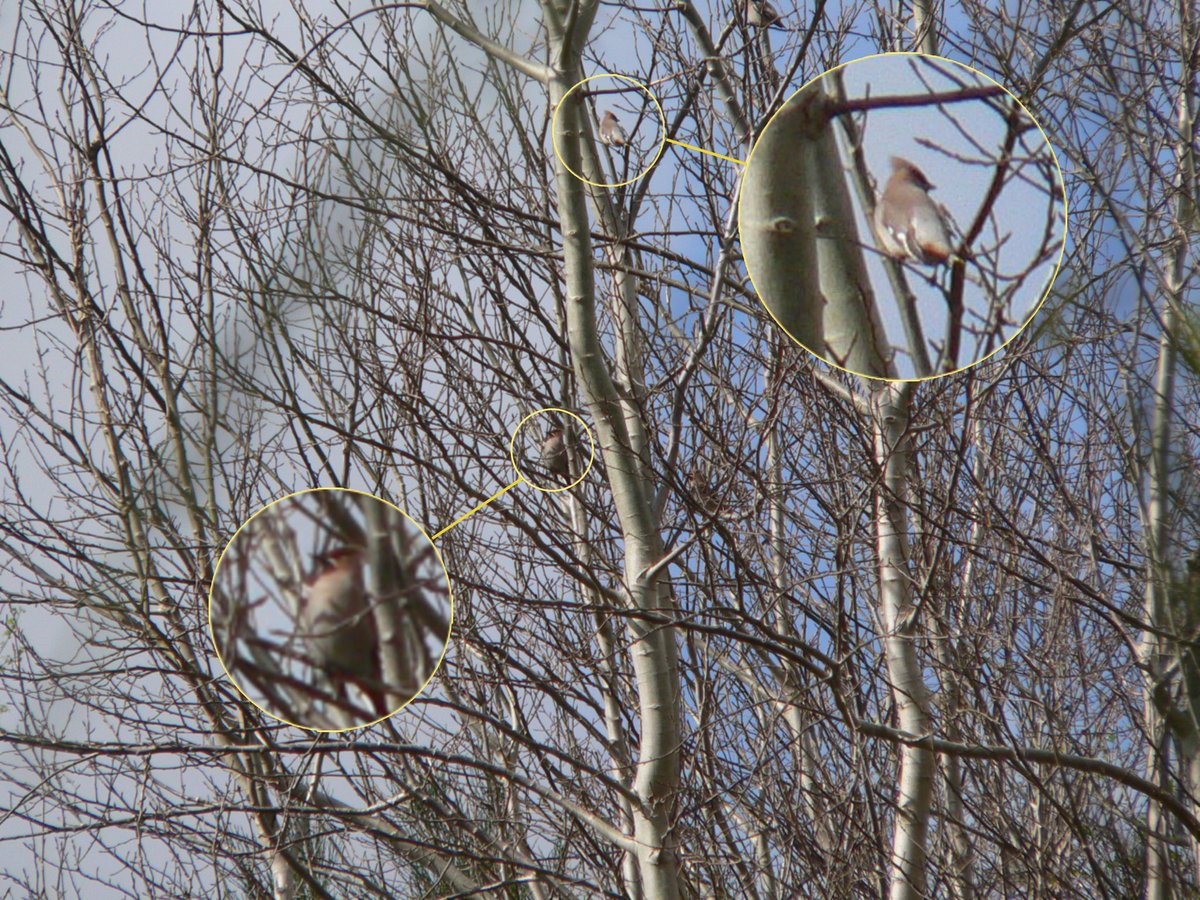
[1,1,1199,898]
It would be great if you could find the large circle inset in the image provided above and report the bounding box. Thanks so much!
[738,52,1067,382]
[208,487,453,732]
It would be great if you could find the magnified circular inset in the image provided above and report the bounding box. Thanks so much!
[552,73,667,188]
[738,52,1066,381]
[208,488,453,732]
[510,407,595,492]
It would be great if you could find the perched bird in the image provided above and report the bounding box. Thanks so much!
[687,465,744,517]
[298,546,388,719]
[746,0,784,28]
[687,468,721,514]
[541,424,571,481]
[874,156,953,266]
[599,110,628,147]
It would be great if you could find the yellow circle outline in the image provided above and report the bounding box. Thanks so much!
[552,73,667,188]
[737,51,1068,383]
[206,486,455,733]
[509,407,596,493]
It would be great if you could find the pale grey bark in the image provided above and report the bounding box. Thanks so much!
[808,120,894,378]
[873,382,935,900]
[1143,4,1196,894]
[544,3,682,894]
[741,69,932,898]
[738,94,825,352]
[1144,309,1179,900]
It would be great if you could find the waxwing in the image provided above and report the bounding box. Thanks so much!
[599,110,628,147]
[874,156,953,266]
[298,547,388,718]
[541,423,571,481]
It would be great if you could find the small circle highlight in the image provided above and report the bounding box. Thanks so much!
[552,74,667,188]
[510,407,595,492]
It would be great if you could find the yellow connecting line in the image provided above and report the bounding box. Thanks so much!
[428,134,743,545]
[664,138,747,166]
[432,478,525,540]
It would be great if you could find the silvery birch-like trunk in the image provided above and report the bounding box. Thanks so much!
[543,4,682,896]
[874,382,935,900]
